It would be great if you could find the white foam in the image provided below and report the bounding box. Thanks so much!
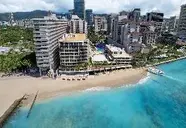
[83,87,111,92]
[138,72,151,85]
[82,73,151,93]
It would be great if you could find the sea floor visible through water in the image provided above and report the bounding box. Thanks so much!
[4,59,186,128]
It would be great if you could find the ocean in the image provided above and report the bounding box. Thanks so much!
[4,59,186,128]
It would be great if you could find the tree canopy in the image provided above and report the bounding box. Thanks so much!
[0,26,35,73]
[0,26,33,46]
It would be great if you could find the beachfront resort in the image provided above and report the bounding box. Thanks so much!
[32,13,133,79]
[1,0,186,127]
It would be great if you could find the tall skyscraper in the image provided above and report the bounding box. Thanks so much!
[178,4,186,38]
[86,9,93,26]
[74,0,85,20]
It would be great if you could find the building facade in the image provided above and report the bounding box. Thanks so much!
[74,0,85,20]
[146,12,164,33]
[168,16,178,33]
[70,15,87,34]
[143,31,157,46]
[140,22,157,46]
[120,22,143,53]
[67,9,74,20]
[146,12,164,22]
[128,8,141,22]
[33,14,68,75]
[111,16,119,41]
[94,16,108,32]
[105,45,132,65]
[15,19,34,28]
[178,4,186,38]
[59,34,90,73]
[161,18,170,32]
[85,9,93,27]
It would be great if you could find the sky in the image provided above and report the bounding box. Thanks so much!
[0,0,186,17]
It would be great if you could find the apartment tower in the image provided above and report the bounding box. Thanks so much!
[33,14,68,75]
[59,34,90,74]
[70,15,87,34]
[178,4,186,38]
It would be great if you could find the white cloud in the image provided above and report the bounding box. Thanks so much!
[0,0,186,17]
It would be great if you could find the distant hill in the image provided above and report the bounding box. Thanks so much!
[0,10,50,21]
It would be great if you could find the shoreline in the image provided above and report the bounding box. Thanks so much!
[34,71,148,105]
[1,57,186,117]
[146,56,186,67]
[25,68,147,105]
[0,68,146,116]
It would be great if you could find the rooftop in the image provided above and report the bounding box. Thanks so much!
[92,54,108,62]
[32,14,67,21]
[59,34,87,42]
[106,45,131,58]
[71,15,80,19]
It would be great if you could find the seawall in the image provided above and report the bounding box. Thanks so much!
[0,95,25,127]
[146,56,186,67]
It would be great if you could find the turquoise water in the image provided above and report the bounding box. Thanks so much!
[4,59,186,128]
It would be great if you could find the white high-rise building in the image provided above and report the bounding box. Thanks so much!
[120,22,142,53]
[111,17,119,41]
[111,16,128,43]
[70,15,87,34]
[94,16,108,32]
[33,14,68,75]
[168,16,179,33]
[178,4,186,38]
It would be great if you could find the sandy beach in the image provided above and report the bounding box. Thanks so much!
[0,68,146,117]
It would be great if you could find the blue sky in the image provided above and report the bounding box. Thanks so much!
[0,0,186,17]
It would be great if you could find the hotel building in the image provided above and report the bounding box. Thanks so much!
[59,34,90,74]
[142,31,157,46]
[105,45,132,65]
[120,22,143,53]
[94,16,108,32]
[140,22,157,46]
[70,15,87,34]
[178,4,186,38]
[33,14,68,75]
[146,12,164,33]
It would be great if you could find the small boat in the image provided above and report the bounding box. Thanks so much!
[147,67,164,75]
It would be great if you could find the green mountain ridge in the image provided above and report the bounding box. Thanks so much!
[0,10,51,21]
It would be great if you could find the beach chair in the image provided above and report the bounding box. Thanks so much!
[67,78,71,81]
